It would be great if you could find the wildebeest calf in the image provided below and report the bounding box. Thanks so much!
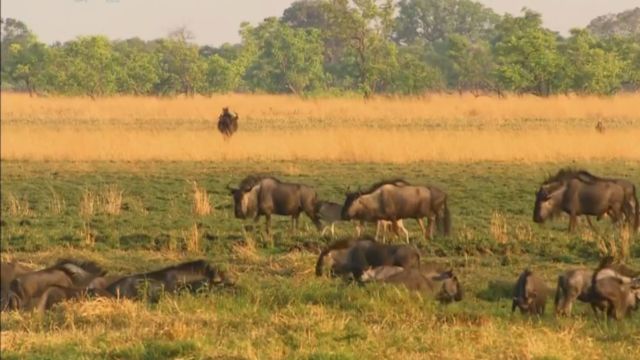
[554,268,593,316]
[366,267,463,304]
[512,269,550,315]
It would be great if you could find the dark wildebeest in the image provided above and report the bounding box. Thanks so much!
[315,237,421,281]
[1,261,33,311]
[533,169,639,232]
[229,175,322,234]
[9,259,105,311]
[554,268,593,316]
[316,200,407,241]
[588,257,640,320]
[217,107,238,139]
[512,269,550,315]
[342,179,451,241]
[105,260,230,301]
[370,267,463,304]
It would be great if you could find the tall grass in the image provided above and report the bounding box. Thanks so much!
[190,181,212,216]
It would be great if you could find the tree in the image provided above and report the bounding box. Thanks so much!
[324,0,398,96]
[113,38,161,95]
[493,10,563,95]
[390,47,444,94]
[154,29,206,96]
[446,34,495,94]
[242,17,325,94]
[282,0,329,29]
[58,36,118,98]
[587,7,640,38]
[1,18,49,94]
[394,0,499,45]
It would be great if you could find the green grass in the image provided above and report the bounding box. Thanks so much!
[1,160,640,359]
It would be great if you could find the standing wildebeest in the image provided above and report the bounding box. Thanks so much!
[217,107,238,139]
[316,200,407,241]
[315,237,421,281]
[533,169,639,232]
[588,257,640,320]
[105,260,230,301]
[342,179,451,241]
[8,259,105,310]
[229,175,322,234]
[554,268,593,316]
[1,261,33,311]
[512,269,550,315]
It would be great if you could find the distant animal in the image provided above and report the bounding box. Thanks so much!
[34,285,88,313]
[367,267,463,304]
[595,120,605,133]
[512,269,550,315]
[9,259,105,311]
[588,257,640,319]
[228,175,322,234]
[315,237,421,281]
[1,261,33,311]
[217,107,238,139]
[533,169,636,232]
[342,179,451,240]
[554,268,593,316]
[316,200,407,241]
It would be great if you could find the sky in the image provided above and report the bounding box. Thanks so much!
[2,0,638,46]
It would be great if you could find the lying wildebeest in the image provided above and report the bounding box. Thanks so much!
[316,200,407,241]
[533,169,638,232]
[1,261,33,311]
[512,269,550,315]
[315,237,420,281]
[105,260,230,300]
[229,175,322,234]
[588,257,640,319]
[363,266,463,304]
[217,107,238,139]
[9,259,105,310]
[342,179,451,240]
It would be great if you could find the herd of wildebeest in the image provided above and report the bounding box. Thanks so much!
[1,167,639,321]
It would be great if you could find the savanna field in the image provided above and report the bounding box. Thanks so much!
[1,93,640,359]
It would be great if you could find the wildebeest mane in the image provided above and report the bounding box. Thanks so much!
[53,259,106,280]
[543,168,601,185]
[358,178,410,196]
[238,175,281,191]
[143,259,214,277]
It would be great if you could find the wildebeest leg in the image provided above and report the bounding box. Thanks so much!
[568,212,577,233]
[330,223,335,238]
[416,218,427,239]
[265,214,272,235]
[355,221,364,238]
[396,221,410,244]
[427,215,436,239]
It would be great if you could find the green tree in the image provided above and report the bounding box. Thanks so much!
[390,47,444,94]
[447,34,495,94]
[58,36,118,97]
[242,17,325,94]
[394,0,499,45]
[587,7,640,38]
[113,38,161,95]
[155,28,206,96]
[1,18,50,94]
[493,10,563,95]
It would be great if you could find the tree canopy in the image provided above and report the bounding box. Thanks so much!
[1,2,639,97]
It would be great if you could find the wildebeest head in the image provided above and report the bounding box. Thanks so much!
[433,270,463,303]
[513,269,538,311]
[533,181,564,223]
[341,190,364,220]
[228,179,261,219]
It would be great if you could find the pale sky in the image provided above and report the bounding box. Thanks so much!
[2,0,638,46]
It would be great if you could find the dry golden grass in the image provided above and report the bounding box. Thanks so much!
[190,180,212,216]
[5,193,33,217]
[2,92,640,162]
[102,185,124,216]
[79,189,97,218]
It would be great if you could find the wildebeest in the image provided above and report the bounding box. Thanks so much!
[554,268,593,316]
[342,179,451,240]
[316,200,407,241]
[512,269,550,315]
[364,267,463,304]
[533,169,639,232]
[217,107,238,139]
[315,237,421,281]
[9,259,105,310]
[229,175,322,234]
[595,120,605,133]
[105,260,230,300]
[588,257,640,319]
[1,261,33,311]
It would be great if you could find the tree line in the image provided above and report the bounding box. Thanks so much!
[2,0,639,97]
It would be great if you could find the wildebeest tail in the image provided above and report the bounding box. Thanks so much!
[315,248,329,277]
[554,275,563,312]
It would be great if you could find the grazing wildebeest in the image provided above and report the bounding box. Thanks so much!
[9,259,105,310]
[315,237,420,281]
[316,200,407,241]
[1,261,33,311]
[554,268,593,316]
[229,175,322,234]
[366,267,463,304]
[588,257,640,319]
[217,107,238,139]
[533,169,639,232]
[512,269,550,315]
[105,260,230,300]
[595,120,605,133]
[342,179,451,241]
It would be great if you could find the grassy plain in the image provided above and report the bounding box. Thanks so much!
[1,93,640,359]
